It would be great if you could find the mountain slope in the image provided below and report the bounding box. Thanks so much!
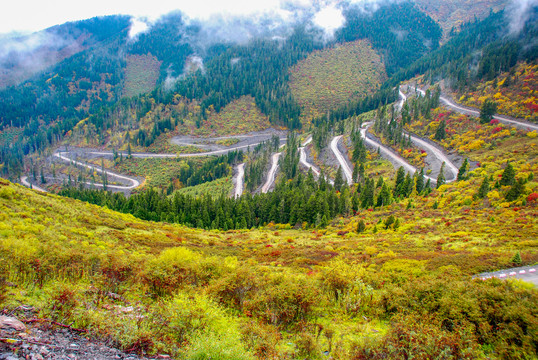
[289,40,386,123]
[1,164,537,358]
[414,0,509,40]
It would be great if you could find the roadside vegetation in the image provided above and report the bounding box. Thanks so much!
[457,62,538,122]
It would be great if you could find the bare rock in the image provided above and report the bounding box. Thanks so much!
[0,316,26,332]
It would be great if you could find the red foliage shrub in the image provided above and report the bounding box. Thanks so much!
[527,192,538,202]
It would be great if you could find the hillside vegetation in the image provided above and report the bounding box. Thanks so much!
[457,62,538,122]
[1,156,537,358]
[123,54,162,97]
[415,0,508,39]
[289,40,386,124]
[185,95,272,137]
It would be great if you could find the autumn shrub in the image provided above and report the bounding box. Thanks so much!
[143,247,226,296]
[244,273,320,327]
[377,277,538,359]
[295,331,322,359]
[0,257,7,305]
[318,259,374,316]
[350,315,480,359]
[209,264,260,311]
[45,282,80,322]
[184,332,256,360]
[241,320,281,359]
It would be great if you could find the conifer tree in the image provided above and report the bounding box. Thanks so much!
[415,168,425,194]
[394,166,406,195]
[511,251,522,266]
[500,161,515,186]
[376,183,393,207]
[357,219,366,233]
[505,178,525,201]
[436,162,446,188]
[40,167,46,184]
[477,177,490,199]
[334,167,344,192]
[480,99,497,123]
[457,158,469,181]
[434,119,446,141]
[352,162,359,183]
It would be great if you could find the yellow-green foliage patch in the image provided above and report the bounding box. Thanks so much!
[289,40,386,123]
[457,62,538,122]
[123,54,161,98]
[174,176,234,198]
[114,157,192,191]
[190,95,272,137]
[414,0,508,40]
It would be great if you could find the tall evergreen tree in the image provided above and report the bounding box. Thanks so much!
[500,161,516,186]
[457,158,469,181]
[505,178,525,201]
[436,162,446,188]
[480,99,497,124]
[476,177,490,199]
[334,167,344,192]
[434,119,446,141]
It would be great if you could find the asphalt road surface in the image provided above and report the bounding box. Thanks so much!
[476,265,538,286]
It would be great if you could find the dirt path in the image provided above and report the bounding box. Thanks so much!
[170,129,288,152]
[360,122,442,184]
[330,135,353,185]
[405,132,458,181]
[261,152,282,193]
[397,88,407,112]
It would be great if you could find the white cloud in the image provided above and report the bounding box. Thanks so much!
[506,0,538,35]
[128,17,150,39]
[313,5,346,38]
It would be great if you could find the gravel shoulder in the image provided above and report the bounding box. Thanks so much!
[1,315,154,360]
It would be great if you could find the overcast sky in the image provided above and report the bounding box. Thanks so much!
[0,0,316,34]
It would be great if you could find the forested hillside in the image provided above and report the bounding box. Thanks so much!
[0,1,446,180]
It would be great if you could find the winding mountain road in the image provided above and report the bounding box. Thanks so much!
[20,176,48,193]
[234,163,245,198]
[359,122,443,184]
[408,86,538,131]
[299,136,321,177]
[261,152,282,193]
[330,136,353,185]
[54,152,141,189]
[26,131,288,194]
[406,133,458,181]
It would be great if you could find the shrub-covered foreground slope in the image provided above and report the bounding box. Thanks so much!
[1,177,537,359]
